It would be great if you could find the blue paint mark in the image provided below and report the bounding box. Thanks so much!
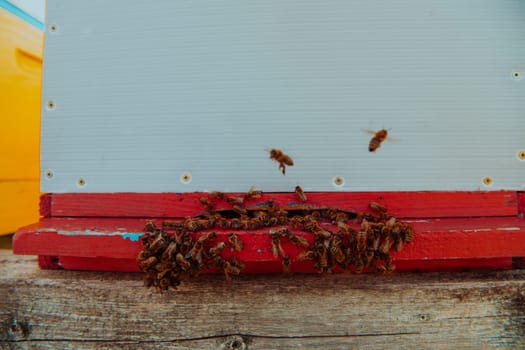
[122,233,143,242]
[0,0,44,31]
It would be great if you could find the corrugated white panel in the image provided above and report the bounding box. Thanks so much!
[41,0,525,193]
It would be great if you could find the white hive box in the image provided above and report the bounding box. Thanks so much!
[41,0,525,193]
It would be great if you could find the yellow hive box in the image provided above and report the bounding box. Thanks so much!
[0,1,43,235]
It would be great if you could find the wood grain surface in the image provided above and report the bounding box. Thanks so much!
[1,250,524,349]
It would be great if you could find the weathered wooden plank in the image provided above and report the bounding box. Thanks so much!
[1,251,524,349]
[47,191,518,218]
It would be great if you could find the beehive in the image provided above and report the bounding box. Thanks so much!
[14,0,525,277]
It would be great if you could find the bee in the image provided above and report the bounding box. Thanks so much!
[286,231,309,248]
[270,230,285,257]
[364,249,376,268]
[175,253,191,271]
[282,256,292,274]
[337,221,357,236]
[197,231,217,244]
[245,186,262,200]
[144,221,157,233]
[313,228,332,239]
[254,211,271,227]
[289,215,305,230]
[298,250,316,261]
[402,224,414,244]
[314,243,329,273]
[230,218,243,230]
[199,197,214,210]
[356,231,368,253]
[268,148,294,175]
[295,185,307,202]
[366,129,390,152]
[214,257,243,280]
[330,235,346,265]
[232,205,248,216]
[216,217,230,229]
[161,241,178,261]
[226,196,245,205]
[379,236,393,255]
[383,254,395,272]
[149,234,168,254]
[138,256,158,271]
[368,201,387,213]
[183,218,203,232]
[228,233,244,251]
[210,191,225,200]
[208,242,226,257]
[162,221,183,232]
[191,232,217,263]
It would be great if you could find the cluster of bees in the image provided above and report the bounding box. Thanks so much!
[137,129,402,290]
[137,185,414,291]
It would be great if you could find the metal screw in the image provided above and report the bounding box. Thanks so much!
[47,100,55,110]
[482,176,493,186]
[45,170,54,179]
[518,151,525,161]
[49,24,57,32]
[77,178,86,187]
[333,176,345,187]
[181,172,191,184]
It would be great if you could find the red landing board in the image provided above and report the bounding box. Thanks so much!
[14,215,525,273]
[15,191,525,273]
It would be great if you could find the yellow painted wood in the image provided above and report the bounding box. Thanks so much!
[0,8,43,235]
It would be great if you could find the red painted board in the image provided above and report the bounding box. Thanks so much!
[13,217,525,274]
[518,191,525,216]
[46,191,517,219]
[50,256,512,273]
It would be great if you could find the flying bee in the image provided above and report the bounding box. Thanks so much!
[245,186,262,200]
[365,128,390,152]
[226,196,245,205]
[209,191,225,200]
[295,185,307,202]
[199,197,214,210]
[228,233,244,251]
[268,148,294,175]
[282,256,292,274]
